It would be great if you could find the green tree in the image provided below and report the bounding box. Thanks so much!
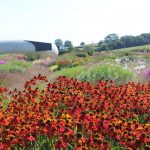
[120,36,135,47]
[140,34,150,44]
[64,40,73,48]
[55,39,63,50]
[84,45,95,56]
[135,36,145,46]
[97,43,109,51]
[114,40,124,49]
[80,42,85,46]
[98,40,104,47]
[104,34,119,43]
[140,33,150,44]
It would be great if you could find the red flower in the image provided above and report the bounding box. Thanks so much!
[0,143,6,150]
[26,135,36,142]
[55,138,67,149]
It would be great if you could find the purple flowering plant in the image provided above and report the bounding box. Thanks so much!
[0,60,6,65]
[143,68,150,79]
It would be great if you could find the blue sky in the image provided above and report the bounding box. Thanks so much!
[0,0,150,46]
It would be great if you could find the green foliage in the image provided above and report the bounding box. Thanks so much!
[76,52,88,57]
[55,60,71,69]
[59,49,72,55]
[132,47,150,52]
[57,52,77,61]
[113,40,124,49]
[113,50,136,59]
[55,52,87,70]
[77,64,135,84]
[97,32,150,51]
[104,33,119,43]
[73,47,81,52]
[83,45,95,56]
[115,44,150,53]
[109,139,124,150]
[106,53,117,60]
[49,65,59,71]
[55,39,63,50]
[90,52,117,63]
[97,43,110,51]
[71,60,85,67]
[55,58,86,70]
[13,135,56,150]
[0,60,32,73]
[0,54,7,59]
[55,66,85,78]
[1,95,11,110]
[26,52,41,61]
[80,42,85,46]
[64,40,73,48]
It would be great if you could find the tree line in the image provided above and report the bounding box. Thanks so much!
[97,33,150,51]
[55,39,73,50]
[55,33,150,51]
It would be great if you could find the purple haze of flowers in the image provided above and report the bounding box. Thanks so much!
[0,60,6,65]
[143,68,150,79]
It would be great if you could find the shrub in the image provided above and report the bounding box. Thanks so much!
[97,43,110,51]
[84,45,95,56]
[141,68,150,81]
[76,52,88,57]
[49,65,59,72]
[59,49,72,55]
[71,60,85,67]
[56,53,78,64]
[55,56,87,70]
[55,60,72,69]
[26,52,41,61]
[0,60,32,73]
[77,64,135,84]
[87,49,94,56]
[55,66,85,78]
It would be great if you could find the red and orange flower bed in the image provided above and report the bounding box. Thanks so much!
[0,75,150,150]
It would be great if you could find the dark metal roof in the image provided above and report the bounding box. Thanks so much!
[26,41,52,51]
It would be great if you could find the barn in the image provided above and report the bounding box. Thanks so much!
[0,40,58,55]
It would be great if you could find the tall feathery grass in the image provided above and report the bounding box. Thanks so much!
[0,60,32,73]
[55,65,85,78]
[77,64,135,84]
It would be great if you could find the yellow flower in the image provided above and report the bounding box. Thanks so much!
[61,113,71,119]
